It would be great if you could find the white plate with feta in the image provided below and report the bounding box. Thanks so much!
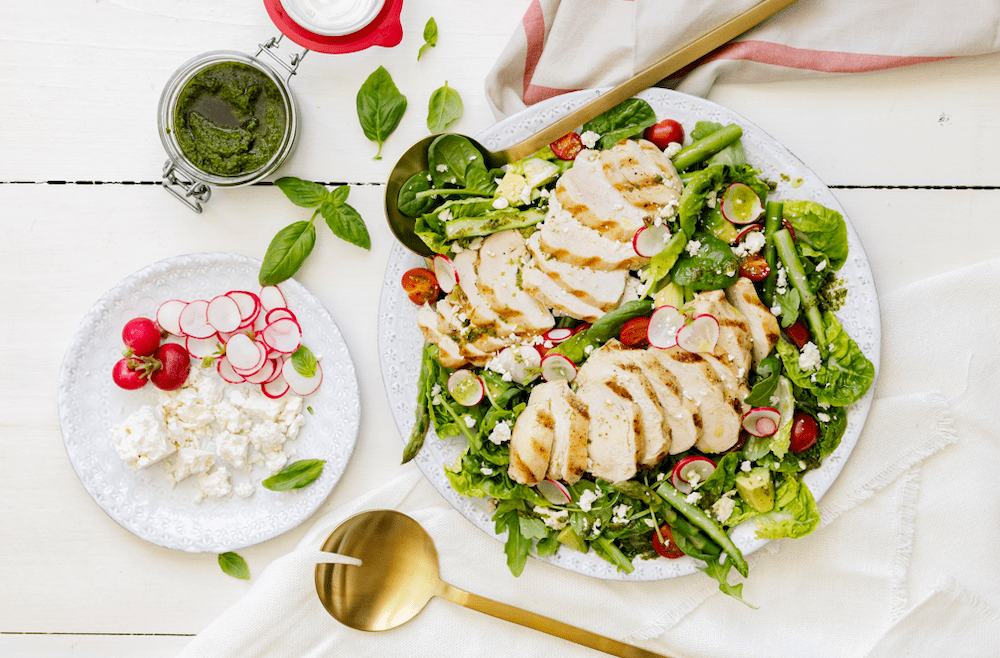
[377,88,880,580]
[58,252,360,552]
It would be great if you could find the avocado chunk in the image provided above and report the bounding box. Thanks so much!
[735,466,775,513]
[557,525,588,553]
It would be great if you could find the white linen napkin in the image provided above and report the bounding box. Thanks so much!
[484,0,1000,117]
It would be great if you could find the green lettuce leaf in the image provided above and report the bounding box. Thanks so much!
[776,313,875,406]
[690,121,746,168]
[783,200,849,270]
[754,475,821,540]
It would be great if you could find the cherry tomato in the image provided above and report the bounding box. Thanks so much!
[790,412,819,453]
[643,119,685,150]
[549,132,584,160]
[782,219,797,241]
[619,316,651,348]
[739,253,771,282]
[149,343,191,391]
[534,343,550,359]
[401,267,441,305]
[122,317,161,357]
[573,323,592,335]
[652,524,685,559]
[785,317,810,349]
[112,358,148,390]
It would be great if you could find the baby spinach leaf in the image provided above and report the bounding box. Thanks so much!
[428,133,484,187]
[398,171,439,217]
[418,17,438,60]
[670,233,739,291]
[582,98,656,150]
[290,345,317,378]
[274,177,328,207]
[322,201,371,250]
[427,82,464,133]
[262,459,326,491]
[259,220,317,286]
[744,354,783,408]
[218,552,250,580]
[356,66,407,160]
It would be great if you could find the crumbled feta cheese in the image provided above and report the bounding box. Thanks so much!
[197,466,232,501]
[799,341,822,371]
[685,239,702,256]
[235,482,255,498]
[435,164,448,172]
[612,503,631,524]
[431,384,442,397]
[577,489,599,512]
[110,405,175,470]
[770,303,782,316]
[685,491,702,504]
[492,197,510,210]
[579,130,600,148]
[817,412,831,423]
[711,491,736,523]
[817,401,830,410]
[533,506,569,530]
[439,208,452,221]
[643,517,657,528]
[463,415,476,429]
[168,448,214,486]
[481,466,494,476]
[741,460,752,473]
[488,421,511,445]
[816,260,827,272]
[732,230,766,257]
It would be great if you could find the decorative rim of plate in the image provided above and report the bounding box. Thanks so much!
[57,252,361,552]
[378,88,880,580]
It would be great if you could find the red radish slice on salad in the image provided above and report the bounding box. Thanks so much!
[490,346,541,386]
[433,255,459,294]
[720,182,764,225]
[281,356,323,396]
[734,224,765,244]
[206,294,242,333]
[261,318,302,354]
[543,327,574,344]
[671,456,717,494]
[447,369,485,406]
[226,333,264,371]
[216,356,246,384]
[632,225,673,257]
[742,407,781,437]
[676,314,720,353]
[226,290,261,327]
[261,373,290,399]
[263,358,283,384]
[243,358,277,385]
[647,305,685,349]
[537,478,572,504]
[266,307,296,324]
[185,335,221,360]
[178,300,216,339]
[156,300,187,336]
[541,353,577,383]
[259,285,287,312]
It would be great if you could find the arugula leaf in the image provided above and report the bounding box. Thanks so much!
[356,66,407,160]
[274,177,328,207]
[743,353,782,407]
[427,82,464,133]
[259,220,317,286]
[698,555,757,608]
[582,98,656,150]
[218,552,250,580]
[262,459,326,491]
[290,345,317,378]
[418,17,437,60]
[321,198,371,250]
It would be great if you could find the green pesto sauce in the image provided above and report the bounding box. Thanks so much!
[173,61,287,177]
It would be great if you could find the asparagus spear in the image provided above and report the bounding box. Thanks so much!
[760,200,783,307]
[774,228,826,349]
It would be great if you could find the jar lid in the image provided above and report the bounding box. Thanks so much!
[263,0,403,54]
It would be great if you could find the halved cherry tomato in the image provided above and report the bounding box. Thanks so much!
[785,317,810,349]
[573,322,592,335]
[550,132,584,160]
[782,219,797,241]
[652,523,685,559]
[401,267,440,305]
[619,316,651,348]
[790,411,819,452]
[739,253,771,282]
[643,119,685,150]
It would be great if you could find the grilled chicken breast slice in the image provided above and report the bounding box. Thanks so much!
[526,233,626,311]
[575,382,638,483]
[508,384,559,485]
[476,230,554,334]
[522,264,605,322]
[554,149,649,242]
[452,250,522,338]
[543,382,590,485]
[416,303,467,369]
[689,289,753,385]
[599,140,682,216]
[538,206,648,272]
[726,277,780,367]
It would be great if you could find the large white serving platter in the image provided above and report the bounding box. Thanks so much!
[378,88,880,580]
[58,252,360,552]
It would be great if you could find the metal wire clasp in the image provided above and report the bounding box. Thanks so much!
[256,35,308,83]
[161,160,212,213]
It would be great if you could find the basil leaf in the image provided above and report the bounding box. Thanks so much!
[427,82,463,133]
[321,202,371,250]
[274,177,329,208]
[327,184,350,206]
[259,220,317,286]
[290,345,318,378]
[218,552,250,580]
[356,66,407,160]
[582,98,656,150]
[418,17,437,60]
[262,459,326,491]
[427,133,484,188]
[398,171,439,217]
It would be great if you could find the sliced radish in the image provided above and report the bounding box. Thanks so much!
[156,299,187,336]
[489,345,541,386]
[185,335,222,360]
[671,456,717,494]
[216,356,245,384]
[261,373,290,399]
[433,255,459,294]
[543,327,574,344]
[243,357,277,385]
[261,318,302,354]
[281,356,323,396]
[647,305,685,349]
[252,308,269,333]
[206,294,242,333]
[226,290,261,328]
[226,333,264,371]
[632,225,673,257]
[263,358,283,384]
[720,182,764,225]
[742,407,781,437]
[541,353,577,383]
[536,479,572,505]
[178,300,215,339]
[447,369,485,406]
[259,285,287,312]
[266,307,296,324]
[734,223,765,244]
[676,314,720,353]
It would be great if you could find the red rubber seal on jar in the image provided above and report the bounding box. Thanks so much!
[263,0,403,54]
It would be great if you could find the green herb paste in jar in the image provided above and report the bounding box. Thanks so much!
[173,61,287,177]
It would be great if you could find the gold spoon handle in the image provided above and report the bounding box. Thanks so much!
[437,582,672,658]
[501,0,800,162]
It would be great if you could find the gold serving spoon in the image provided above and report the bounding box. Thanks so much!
[384,0,800,256]
[315,509,672,657]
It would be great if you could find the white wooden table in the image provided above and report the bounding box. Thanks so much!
[2,1,998,655]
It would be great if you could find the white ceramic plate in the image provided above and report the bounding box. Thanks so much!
[378,88,880,580]
[58,253,360,552]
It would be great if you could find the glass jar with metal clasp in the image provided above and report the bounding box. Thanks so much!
[158,0,404,212]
